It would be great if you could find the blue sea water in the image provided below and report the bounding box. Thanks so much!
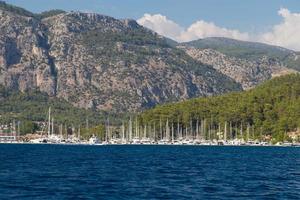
[0,145,299,199]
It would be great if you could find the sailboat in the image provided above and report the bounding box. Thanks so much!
[48,117,62,144]
[140,125,151,144]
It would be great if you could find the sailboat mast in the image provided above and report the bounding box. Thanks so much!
[180,125,182,139]
[196,118,199,140]
[48,107,51,137]
[159,117,162,140]
[129,117,132,141]
[17,121,20,140]
[60,124,63,138]
[86,118,89,136]
[153,122,156,141]
[171,121,174,143]
[105,119,108,142]
[135,117,138,138]
[229,122,233,140]
[51,117,54,135]
[190,119,193,139]
[166,118,169,141]
[177,117,180,139]
[78,126,80,141]
[185,125,188,140]
[247,123,250,142]
[203,119,206,140]
[224,121,227,141]
[240,122,243,139]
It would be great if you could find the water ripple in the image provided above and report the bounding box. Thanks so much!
[0,145,299,199]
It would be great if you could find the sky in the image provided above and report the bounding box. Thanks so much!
[5,0,300,50]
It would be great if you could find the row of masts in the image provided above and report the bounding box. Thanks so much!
[105,117,260,142]
[43,107,261,142]
[45,107,82,139]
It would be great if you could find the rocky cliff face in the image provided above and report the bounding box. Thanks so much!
[0,9,56,95]
[180,46,296,90]
[0,8,241,112]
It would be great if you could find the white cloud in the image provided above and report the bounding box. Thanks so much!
[137,13,249,42]
[137,14,184,41]
[137,9,300,51]
[260,8,300,51]
[180,20,249,42]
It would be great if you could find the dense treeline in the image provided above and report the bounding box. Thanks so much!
[139,74,300,141]
[0,87,124,135]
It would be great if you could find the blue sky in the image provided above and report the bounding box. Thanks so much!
[5,0,300,32]
[4,0,300,50]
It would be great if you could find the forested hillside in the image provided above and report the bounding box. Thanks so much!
[0,86,122,129]
[139,74,300,141]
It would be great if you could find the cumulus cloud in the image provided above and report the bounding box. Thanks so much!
[137,14,184,40]
[137,13,249,42]
[137,9,300,51]
[180,20,249,42]
[260,8,300,51]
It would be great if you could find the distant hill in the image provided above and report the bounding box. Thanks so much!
[178,45,296,90]
[182,37,300,71]
[140,74,300,141]
[182,37,293,60]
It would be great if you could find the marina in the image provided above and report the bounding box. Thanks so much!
[0,109,298,147]
[23,109,300,147]
[4,138,298,147]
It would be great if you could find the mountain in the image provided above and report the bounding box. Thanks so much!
[182,37,293,61]
[178,46,296,90]
[180,37,297,89]
[182,37,300,71]
[0,2,241,112]
[140,74,300,141]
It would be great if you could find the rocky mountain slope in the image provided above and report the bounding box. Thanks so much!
[183,37,300,72]
[0,2,241,112]
[183,37,293,57]
[179,46,296,89]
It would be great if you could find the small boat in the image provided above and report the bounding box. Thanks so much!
[89,135,100,145]
[132,137,141,144]
[29,138,44,144]
[140,137,151,145]
[282,142,293,147]
[158,139,169,145]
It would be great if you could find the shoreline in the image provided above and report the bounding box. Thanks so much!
[0,142,299,147]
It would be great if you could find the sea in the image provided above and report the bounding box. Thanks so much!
[0,144,299,199]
